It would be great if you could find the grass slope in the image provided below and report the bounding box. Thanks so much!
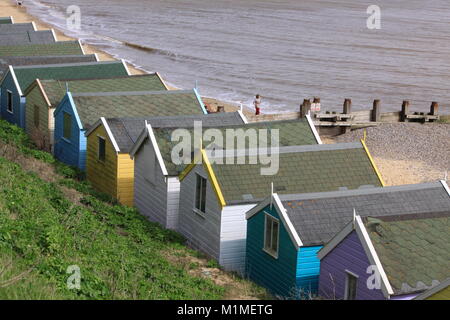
[0,120,267,299]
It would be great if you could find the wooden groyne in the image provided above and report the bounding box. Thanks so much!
[245,98,444,136]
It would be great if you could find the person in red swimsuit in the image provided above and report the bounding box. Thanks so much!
[253,94,261,115]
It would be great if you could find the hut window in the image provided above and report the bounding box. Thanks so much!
[63,112,72,140]
[6,90,13,113]
[195,173,207,214]
[33,104,39,127]
[344,271,358,300]
[264,214,279,258]
[98,137,106,162]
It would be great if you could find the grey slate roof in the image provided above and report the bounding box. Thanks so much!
[278,181,450,246]
[0,54,97,79]
[0,30,55,46]
[0,40,83,57]
[209,142,382,203]
[70,89,205,130]
[363,212,450,296]
[153,118,319,177]
[34,74,168,106]
[0,23,35,34]
[106,112,245,153]
[0,17,13,24]
[11,60,128,93]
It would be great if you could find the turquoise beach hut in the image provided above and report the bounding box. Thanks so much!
[245,181,450,299]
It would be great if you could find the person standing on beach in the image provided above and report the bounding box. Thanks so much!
[253,94,262,115]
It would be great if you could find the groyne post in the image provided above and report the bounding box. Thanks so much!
[343,98,352,114]
[371,99,381,122]
[340,99,352,133]
[429,101,439,116]
[401,100,410,122]
[300,99,311,118]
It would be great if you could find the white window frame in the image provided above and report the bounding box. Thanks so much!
[263,212,280,259]
[344,270,359,300]
[193,172,207,217]
[6,90,13,114]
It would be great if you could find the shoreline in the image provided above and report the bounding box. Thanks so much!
[2,0,448,188]
[0,0,255,116]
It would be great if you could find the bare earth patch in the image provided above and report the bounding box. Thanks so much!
[0,142,87,205]
[0,144,57,183]
[164,249,270,300]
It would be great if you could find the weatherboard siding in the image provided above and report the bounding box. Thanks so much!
[86,125,118,201]
[48,107,56,150]
[78,131,87,170]
[318,231,385,300]
[166,177,181,230]
[246,205,298,298]
[53,96,82,169]
[296,246,322,295]
[134,138,169,227]
[178,165,222,261]
[117,154,134,206]
[219,203,255,273]
[0,73,22,126]
[25,84,52,150]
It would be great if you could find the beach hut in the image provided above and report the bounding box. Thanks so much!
[0,60,129,128]
[0,54,98,79]
[414,278,450,300]
[0,17,14,24]
[86,112,246,206]
[0,40,84,57]
[0,22,36,34]
[0,30,57,46]
[129,117,319,229]
[245,180,450,299]
[24,74,167,152]
[0,54,98,119]
[317,210,450,300]
[53,89,207,171]
[176,141,384,273]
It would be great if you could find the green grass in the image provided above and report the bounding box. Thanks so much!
[0,120,81,178]
[0,120,228,299]
[0,157,225,299]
